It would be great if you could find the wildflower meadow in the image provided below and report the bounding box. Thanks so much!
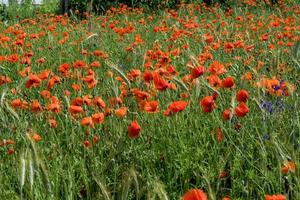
[0,0,299,199]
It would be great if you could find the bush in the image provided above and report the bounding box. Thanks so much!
[64,0,293,15]
[65,0,226,15]
[0,4,9,21]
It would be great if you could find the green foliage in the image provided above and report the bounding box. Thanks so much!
[0,4,9,21]
[66,0,296,15]
[0,0,58,21]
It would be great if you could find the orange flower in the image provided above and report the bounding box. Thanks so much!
[40,90,51,99]
[235,102,249,117]
[204,33,214,43]
[46,96,61,113]
[72,84,81,91]
[153,72,169,91]
[90,61,101,68]
[115,107,127,118]
[222,196,231,200]
[93,50,108,58]
[47,75,60,90]
[32,133,42,142]
[183,189,208,200]
[30,99,43,112]
[140,100,159,113]
[109,97,123,107]
[48,118,58,128]
[236,89,249,102]
[38,69,51,80]
[11,99,27,109]
[69,105,83,115]
[58,63,70,77]
[94,97,106,108]
[83,95,93,106]
[6,54,19,63]
[83,69,97,88]
[215,128,224,142]
[128,121,141,138]
[91,113,105,124]
[0,75,12,86]
[73,60,86,69]
[219,171,229,179]
[80,117,93,127]
[131,88,150,101]
[25,74,41,88]
[168,101,188,114]
[208,61,227,75]
[127,69,141,81]
[281,161,296,174]
[206,74,221,87]
[18,67,31,77]
[265,194,286,200]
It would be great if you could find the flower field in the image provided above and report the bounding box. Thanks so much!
[0,1,299,199]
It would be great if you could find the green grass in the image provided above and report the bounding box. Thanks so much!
[0,2,299,200]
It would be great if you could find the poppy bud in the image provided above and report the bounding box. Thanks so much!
[223,108,231,120]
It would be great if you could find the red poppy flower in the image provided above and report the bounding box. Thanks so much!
[80,117,93,127]
[208,61,227,75]
[168,101,188,114]
[46,96,61,113]
[25,74,41,88]
[191,66,205,79]
[143,71,153,83]
[94,97,106,108]
[115,107,127,118]
[236,89,249,102]
[183,189,208,200]
[128,121,141,138]
[47,75,60,90]
[140,100,159,113]
[30,99,43,112]
[235,102,249,117]
[83,140,91,148]
[153,72,169,91]
[221,76,235,88]
[200,96,216,113]
[91,113,105,124]
[69,105,83,115]
[58,63,70,77]
[265,194,286,200]
[73,60,86,69]
[223,108,231,120]
[38,69,51,80]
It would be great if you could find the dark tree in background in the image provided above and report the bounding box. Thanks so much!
[60,0,69,14]
[202,0,227,5]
